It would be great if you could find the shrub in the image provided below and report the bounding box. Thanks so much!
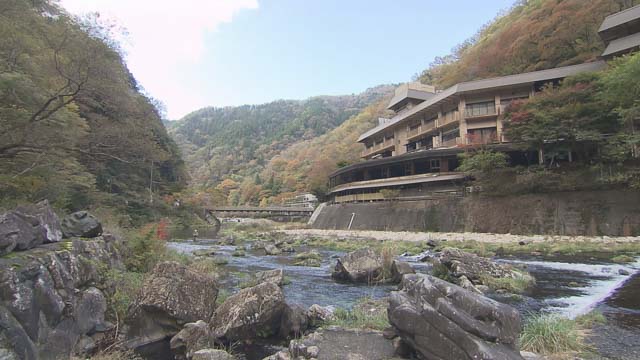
[519,314,584,355]
[575,311,606,328]
[379,188,401,199]
[327,297,389,330]
[479,270,535,294]
[105,270,145,325]
[611,254,635,264]
[458,150,508,174]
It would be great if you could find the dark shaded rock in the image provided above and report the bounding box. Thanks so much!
[382,327,398,340]
[193,249,217,257]
[210,282,285,341]
[392,337,413,357]
[388,273,523,360]
[75,287,107,334]
[126,262,218,349]
[0,211,45,255]
[279,304,309,338]
[255,269,285,287]
[331,249,383,283]
[170,320,212,360]
[61,211,102,238]
[0,306,37,360]
[619,269,630,276]
[390,260,415,283]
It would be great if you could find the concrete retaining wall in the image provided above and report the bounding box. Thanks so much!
[312,190,640,236]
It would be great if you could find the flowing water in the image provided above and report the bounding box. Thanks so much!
[165,239,640,359]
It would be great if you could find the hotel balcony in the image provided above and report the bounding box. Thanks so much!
[464,105,500,120]
[439,111,462,127]
[440,137,463,148]
[361,138,395,158]
[406,120,437,141]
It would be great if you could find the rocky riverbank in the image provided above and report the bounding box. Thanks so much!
[279,228,640,244]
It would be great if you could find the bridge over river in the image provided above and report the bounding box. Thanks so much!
[207,206,315,222]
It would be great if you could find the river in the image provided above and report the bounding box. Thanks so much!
[166,238,640,359]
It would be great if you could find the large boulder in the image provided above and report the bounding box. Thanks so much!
[61,211,103,238]
[0,211,45,255]
[388,273,523,360]
[16,200,63,244]
[439,248,518,283]
[170,320,212,360]
[331,249,384,283]
[210,282,285,341]
[126,262,219,349]
[437,248,534,292]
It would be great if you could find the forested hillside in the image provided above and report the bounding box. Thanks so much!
[418,0,639,87]
[170,86,394,206]
[0,0,186,223]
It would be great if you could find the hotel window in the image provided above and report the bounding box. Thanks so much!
[465,101,496,117]
[430,159,441,171]
[384,133,394,141]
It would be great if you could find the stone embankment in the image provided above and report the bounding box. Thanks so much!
[279,228,640,244]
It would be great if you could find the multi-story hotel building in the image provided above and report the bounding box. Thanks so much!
[327,5,640,204]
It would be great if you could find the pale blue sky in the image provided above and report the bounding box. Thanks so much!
[62,0,515,119]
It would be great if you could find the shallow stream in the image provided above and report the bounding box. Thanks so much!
[166,238,640,359]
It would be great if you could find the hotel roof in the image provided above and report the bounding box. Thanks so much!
[602,31,640,57]
[357,61,607,142]
[599,4,640,36]
[387,82,436,110]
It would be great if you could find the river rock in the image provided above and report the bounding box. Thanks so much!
[279,304,309,338]
[255,269,285,287]
[388,273,523,360]
[0,211,45,255]
[210,282,285,341]
[280,328,396,360]
[126,262,219,349]
[264,244,282,255]
[390,260,415,283]
[439,248,508,281]
[170,320,212,360]
[16,200,63,244]
[331,249,384,283]
[307,304,335,323]
[61,211,102,238]
[192,348,236,360]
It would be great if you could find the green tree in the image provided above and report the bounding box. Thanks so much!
[458,150,508,174]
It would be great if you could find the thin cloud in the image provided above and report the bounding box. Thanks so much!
[60,0,259,118]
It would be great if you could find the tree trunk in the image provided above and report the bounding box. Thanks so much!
[538,146,544,165]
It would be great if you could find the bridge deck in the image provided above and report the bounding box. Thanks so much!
[209,206,314,213]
